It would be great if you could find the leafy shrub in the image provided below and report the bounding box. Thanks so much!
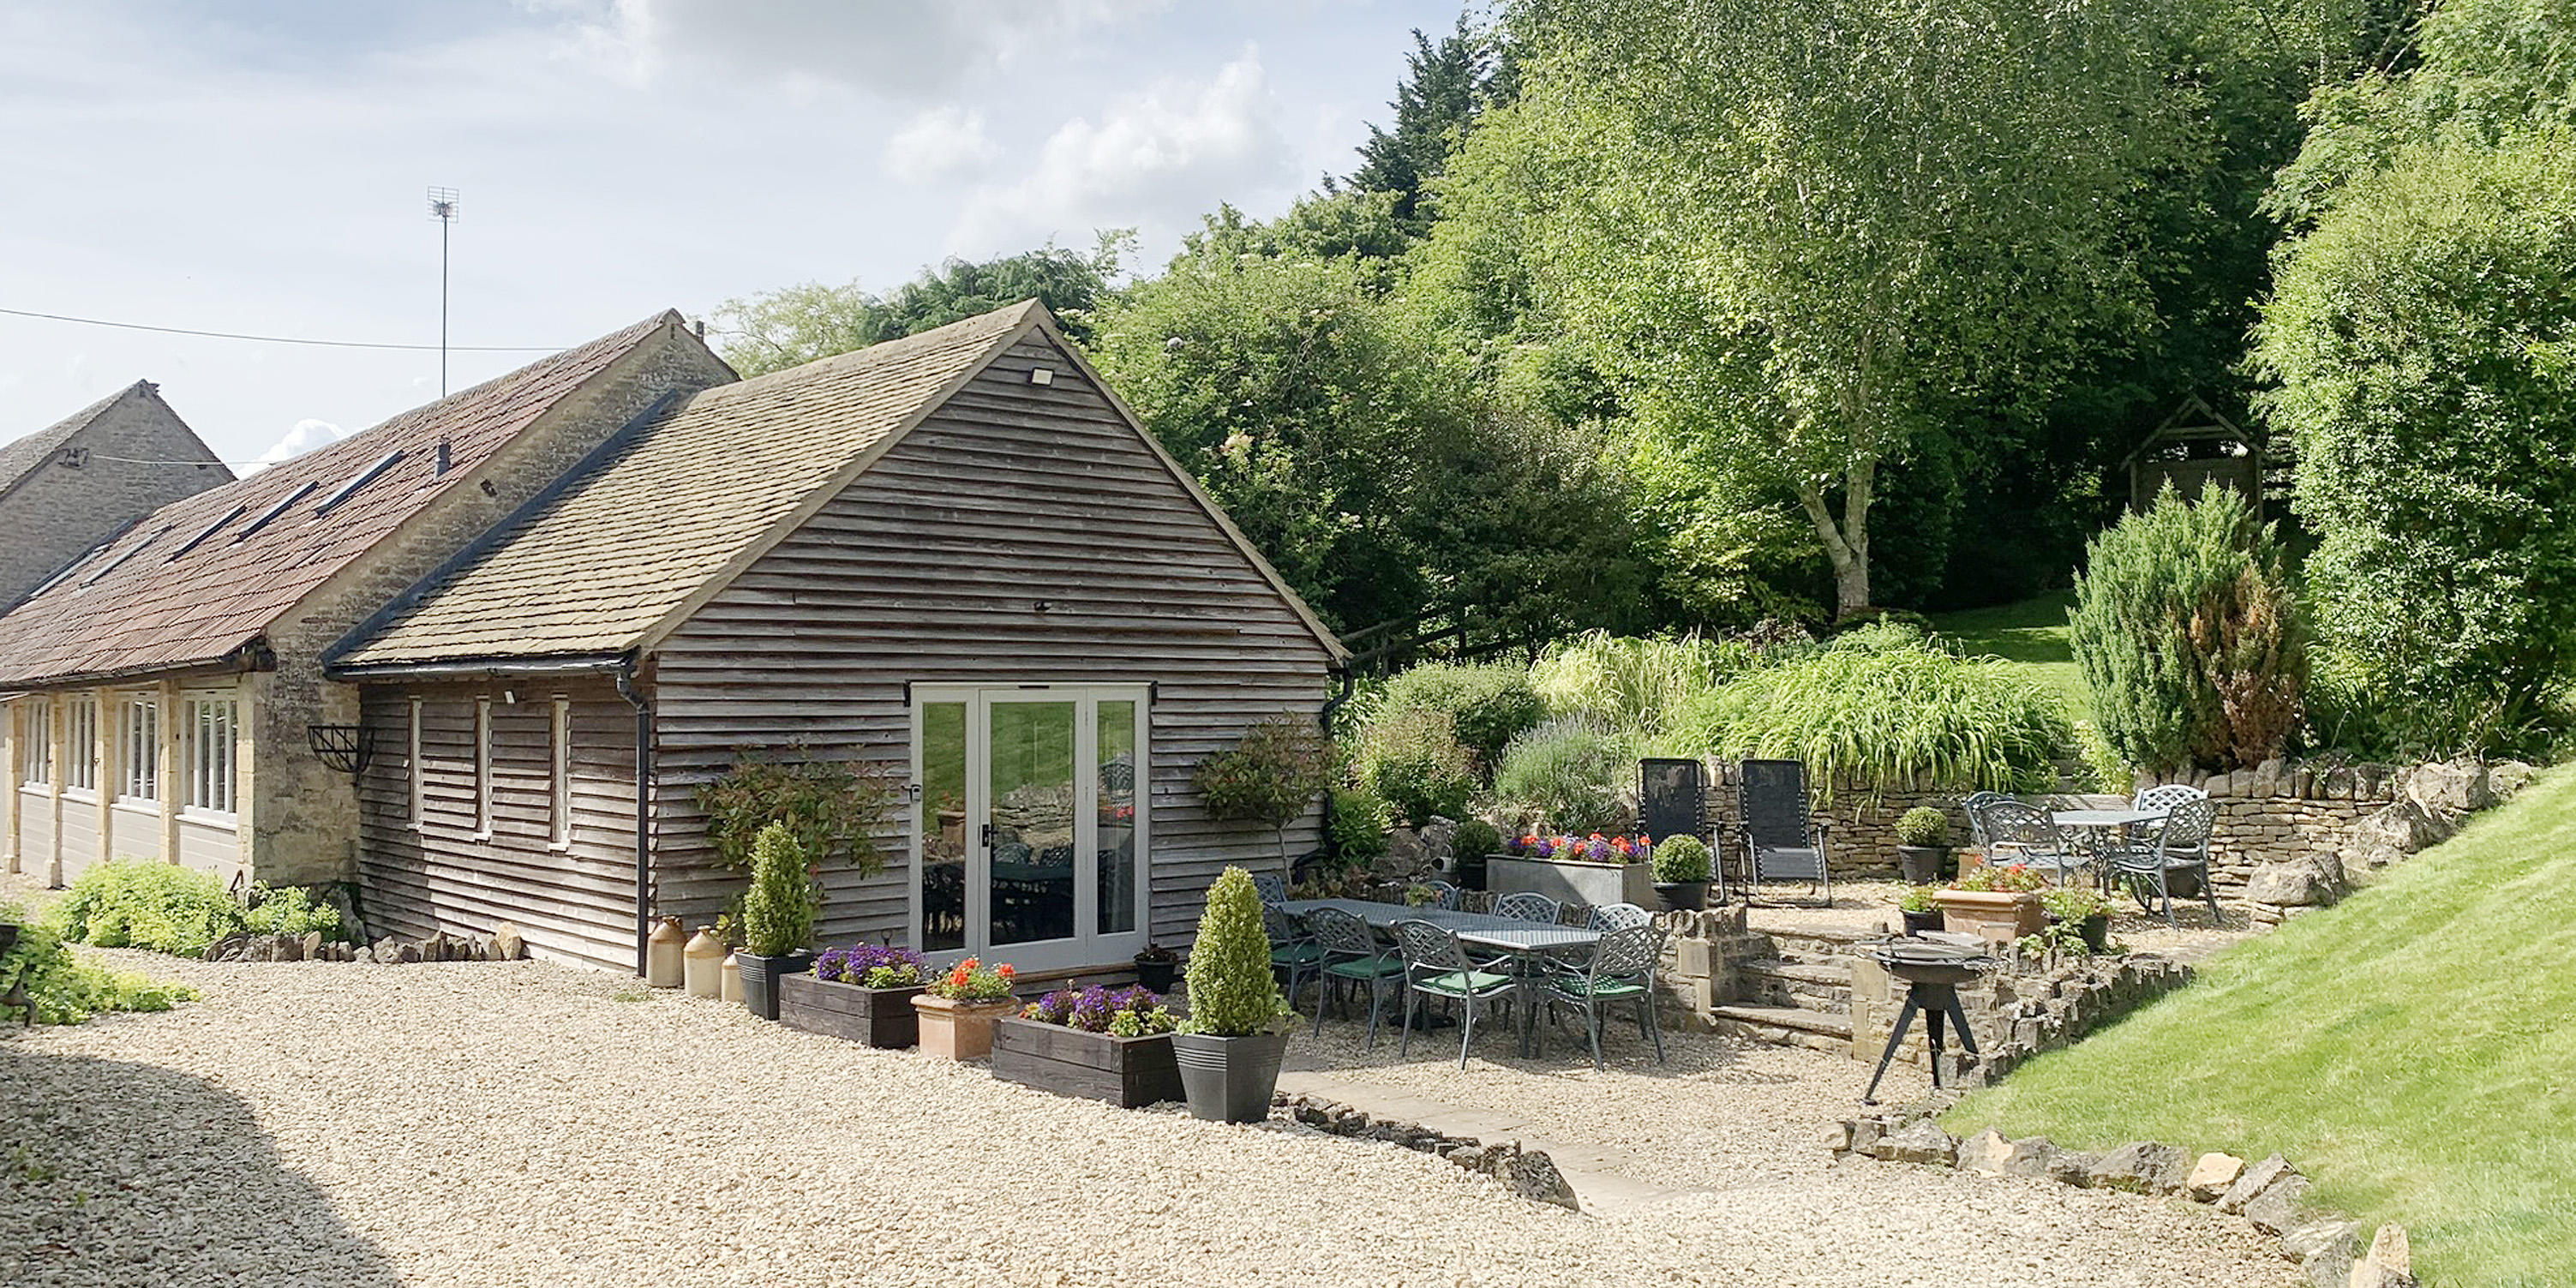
[1351,708,1477,827]
[243,884,346,943]
[695,756,900,876]
[2070,485,2306,774]
[1899,886,1940,914]
[1451,818,1502,864]
[52,859,244,957]
[1650,833,1710,883]
[738,822,819,957]
[1493,716,1632,834]
[1178,867,1288,1037]
[1327,787,1393,864]
[1895,806,1950,848]
[1829,619,1931,655]
[1674,643,2070,795]
[2257,130,2576,751]
[1,902,201,1025]
[1530,632,1754,739]
[1375,662,1546,774]
[1195,716,1337,830]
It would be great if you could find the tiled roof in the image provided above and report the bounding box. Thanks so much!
[0,381,161,501]
[0,315,682,686]
[331,302,1040,668]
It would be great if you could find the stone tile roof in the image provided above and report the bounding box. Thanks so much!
[0,315,680,686]
[331,302,1041,669]
[0,381,168,501]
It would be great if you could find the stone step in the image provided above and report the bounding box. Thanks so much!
[1734,957,1853,1015]
[1710,1003,1854,1052]
[1758,926,1896,961]
[1739,957,1850,986]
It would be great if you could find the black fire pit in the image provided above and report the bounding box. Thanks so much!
[1860,939,1995,1105]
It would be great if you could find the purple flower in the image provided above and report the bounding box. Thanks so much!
[1587,836,1612,862]
[1532,837,1556,858]
[816,942,926,986]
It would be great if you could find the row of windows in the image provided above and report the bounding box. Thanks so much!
[9,692,237,816]
[409,695,575,846]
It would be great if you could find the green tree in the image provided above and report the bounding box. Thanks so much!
[2254,132,2576,746]
[1339,15,1518,239]
[2069,485,2307,773]
[1459,0,2201,620]
[713,237,1127,375]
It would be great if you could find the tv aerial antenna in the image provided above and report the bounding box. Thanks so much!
[427,187,459,395]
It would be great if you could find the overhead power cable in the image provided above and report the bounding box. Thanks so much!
[0,305,564,353]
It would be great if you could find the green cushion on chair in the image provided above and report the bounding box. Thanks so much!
[1551,977,1646,999]
[1272,944,1323,966]
[1419,969,1513,996]
[1325,956,1406,980]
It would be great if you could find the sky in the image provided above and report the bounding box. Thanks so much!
[0,0,1471,468]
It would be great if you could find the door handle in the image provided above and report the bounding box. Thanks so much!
[980,823,994,852]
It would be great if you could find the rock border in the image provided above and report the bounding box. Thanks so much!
[1272,1091,1579,1212]
[201,921,529,965]
[1830,1110,2417,1287]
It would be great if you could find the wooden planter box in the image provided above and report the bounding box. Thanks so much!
[1934,890,2045,947]
[1485,854,1654,908]
[989,1018,1183,1108]
[777,973,926,1049]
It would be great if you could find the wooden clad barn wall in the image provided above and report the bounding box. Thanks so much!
[650,332,1334,951]
[354,680,639,970]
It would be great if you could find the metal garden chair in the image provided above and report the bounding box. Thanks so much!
[1973,799,2088,886]
[1394,920,1519,1069]
[1960,791,2008,850]
[1264,904,1323,1008]
[1491,892,1561,925]
[1585,902,1653,932]
[1307,907,1406,1048]
[1537,924,1665,1070]
[1417,879,1462,911]
[2110,798,2224,928]
[2132,782,2209,813]
[1253,872,1291,907]
[1737,759,1833,903]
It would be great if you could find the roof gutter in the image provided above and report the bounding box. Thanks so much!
[613,655,654,979]
[324,652,632,683]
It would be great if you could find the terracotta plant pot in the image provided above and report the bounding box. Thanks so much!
[912,994,1022,1060]
[1932,890,2044,947]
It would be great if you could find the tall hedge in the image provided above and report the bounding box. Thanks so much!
[2069,486,2305,773]
[2255,132,2576,748]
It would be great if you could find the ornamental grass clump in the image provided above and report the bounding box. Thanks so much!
[814,943,925,988]
[1021,984,1177,1037]
[738,822,820,957]
[1650,832,1710,884]
[1494,716,1632,834]
[1178,867,1289,1037]
[1529,631,1752,738]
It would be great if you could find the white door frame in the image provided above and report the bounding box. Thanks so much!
[907,684,1149,973]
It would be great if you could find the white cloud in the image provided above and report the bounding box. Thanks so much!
[951,51,1294,255]
[547,0,1171,98]
[883,106,1002,185]
[244,418,351,473]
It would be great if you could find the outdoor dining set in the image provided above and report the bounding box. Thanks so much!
[1258,876,1664,1072]
[1968,784,2226,926]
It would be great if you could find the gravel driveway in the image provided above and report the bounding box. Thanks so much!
[2,951,2297,1288]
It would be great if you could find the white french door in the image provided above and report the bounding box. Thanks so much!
[909,686,1147,973]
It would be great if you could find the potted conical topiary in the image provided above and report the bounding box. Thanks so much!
[1168,867,1292,1123]
[1650,833,1712,911]
[737,821,820,1021]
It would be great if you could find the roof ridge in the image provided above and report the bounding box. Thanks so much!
[696,299,1041,403]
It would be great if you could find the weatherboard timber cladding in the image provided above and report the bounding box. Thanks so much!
[646,332,1333,954]
[354,682,639,970]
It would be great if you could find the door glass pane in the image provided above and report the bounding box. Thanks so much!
[989,701,1076,946]
[920,701,968,952]
[1097,700,1137,935]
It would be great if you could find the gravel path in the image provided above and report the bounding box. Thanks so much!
[0,944,2298,1288]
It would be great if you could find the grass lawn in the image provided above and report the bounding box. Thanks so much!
[1926,590,2088,718]
[1947,764,2576,1288]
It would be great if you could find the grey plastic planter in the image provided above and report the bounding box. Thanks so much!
[1169,1031,1290,1123]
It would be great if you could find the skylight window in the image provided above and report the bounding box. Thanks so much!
[166,504,248,562]
[313,450,405,518]
[232,482,319,543]
[82,526,171,587]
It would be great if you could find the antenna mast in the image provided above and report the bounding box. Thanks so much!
[427,187,459,396]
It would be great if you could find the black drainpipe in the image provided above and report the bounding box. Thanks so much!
[614,657,652,978]
[1311,662,1357,880]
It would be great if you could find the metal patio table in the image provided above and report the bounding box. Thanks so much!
[2047,807,2166,890]
[1274,901,1603,1054]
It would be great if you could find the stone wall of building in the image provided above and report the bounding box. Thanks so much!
[0,383,231,607]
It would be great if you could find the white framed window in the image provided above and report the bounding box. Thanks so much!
[548,695,572,847]
[14,698,50,785]
[63,695,97,794]
[117,693,159,803]
[182,695,238,817]
[407,698,424,826]
[472,695,493,836]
